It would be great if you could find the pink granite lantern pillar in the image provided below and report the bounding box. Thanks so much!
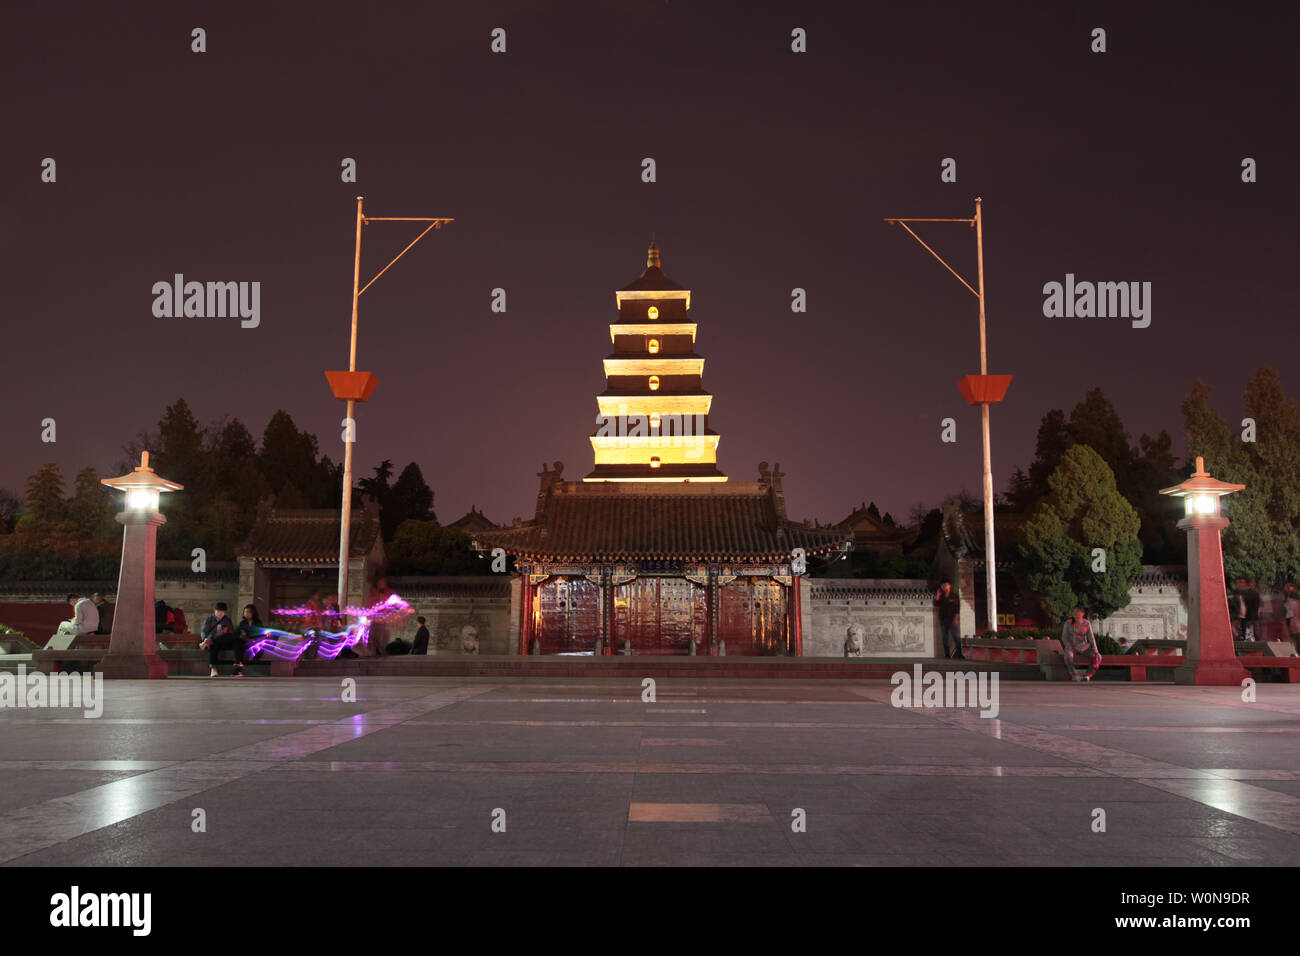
[99,452,183,679]
[1159,457,1248,686]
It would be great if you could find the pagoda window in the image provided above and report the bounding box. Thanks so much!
[647,306,659,320]
[650,412,661,428]
[649,375,660,391]
[648,338,660,354]
[650,456,661,468]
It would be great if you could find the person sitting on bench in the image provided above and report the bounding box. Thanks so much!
[1060,605,1101,682]
[198,601,244,677]
[48,593,99,647]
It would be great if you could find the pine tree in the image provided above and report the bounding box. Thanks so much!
[384,462,436,538]
[23,463,67,524]
[1183,368,1300,586]
[1018,445,1143,623]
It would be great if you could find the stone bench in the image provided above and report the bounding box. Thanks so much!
[1040,649,1299,683]
[1038,644,1186,681]
[1238,655,1300,683]
[32,647,231,677]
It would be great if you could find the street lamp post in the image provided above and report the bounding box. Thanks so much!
[99,452,182,679]
[1159,457,1249,685]
[885,199,1011,632]
[328,197,453,617]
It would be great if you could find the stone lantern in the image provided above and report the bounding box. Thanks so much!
[99,452,183,679]
[1159,456,1248,685]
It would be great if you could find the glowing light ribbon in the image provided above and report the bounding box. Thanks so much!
[244,594,413,661]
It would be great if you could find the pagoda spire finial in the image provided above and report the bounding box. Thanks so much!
[647,239,660,270]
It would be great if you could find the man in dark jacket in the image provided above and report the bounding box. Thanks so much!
[934,580,963,659]
[198,602,244,677]
[411,616,431,655]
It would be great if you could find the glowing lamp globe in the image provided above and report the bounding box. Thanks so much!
[101,451,183,512]
[1158,456,1244,519]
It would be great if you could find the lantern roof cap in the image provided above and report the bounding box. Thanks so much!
[1159,456,1245,497]
[100,451,184,493]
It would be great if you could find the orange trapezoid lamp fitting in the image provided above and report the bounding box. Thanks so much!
[957,374,1013,406]
[325,370,380,403]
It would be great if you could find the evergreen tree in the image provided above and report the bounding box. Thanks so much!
[387,519,491,575]
[0,488,19,533]
[156,398,205,490]
[258,410,335,507]
[23,463,67,524]
[1014,389,1180,562]
[358,459,395,506]
[1018,445,1143,623]
[67,466,114,536]
[384,462,436,538]
[1182,368,1300,586]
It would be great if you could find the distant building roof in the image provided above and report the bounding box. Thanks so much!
[445,506,498,536]
[237,496,383,565]
[472,462,851,562]
[837,502,920,552]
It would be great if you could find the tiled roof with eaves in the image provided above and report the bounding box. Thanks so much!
[472,482,851,562]
[237,501,382,563]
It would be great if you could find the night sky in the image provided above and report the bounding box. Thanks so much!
[3,1,1295,527]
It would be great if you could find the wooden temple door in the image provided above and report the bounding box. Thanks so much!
[717,577,789,655]
[657,578,707,655]
[611,577,708,654]
[535,576,600,653]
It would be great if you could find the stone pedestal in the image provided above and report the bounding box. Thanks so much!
[101,509,169,679]
[1175,514,1248,686]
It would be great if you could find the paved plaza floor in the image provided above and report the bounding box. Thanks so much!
[2,676,1299,866]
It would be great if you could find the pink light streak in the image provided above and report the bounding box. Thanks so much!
[243,593,414,661]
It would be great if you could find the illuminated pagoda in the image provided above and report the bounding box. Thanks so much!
[473,244,851,656]
[587,241,724,481]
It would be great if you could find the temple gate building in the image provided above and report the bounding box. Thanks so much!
[474,244,850,655]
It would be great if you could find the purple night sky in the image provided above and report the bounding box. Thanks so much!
[2,2,1294,526]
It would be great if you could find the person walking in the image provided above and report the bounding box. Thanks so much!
[1231,578,1249,640]
[1244,579,1262,642]
[1060,605,1101,682]
[934,580,963,659]
[1284,583,1300,652]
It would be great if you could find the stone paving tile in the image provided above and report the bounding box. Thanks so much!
[468,849,624,867]
[0,769,153,812]
[621,823,791,854]
[3,677,1299,866]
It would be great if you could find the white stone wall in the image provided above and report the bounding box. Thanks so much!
[1095,568,1188,642]
[385,577,513,655]
[805,579,938,658]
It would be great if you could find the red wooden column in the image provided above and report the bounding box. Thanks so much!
[707,568,719,656]
[791,574,803,657]
[519,575,534,656]
[600,571,611,656]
